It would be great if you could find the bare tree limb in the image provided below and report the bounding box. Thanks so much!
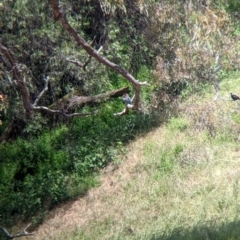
[33,76,50,107]
[66,58,84,67]
[0,223,34,239]
[0,43,129,119]
[67,86,130,109]
[49,0,149,112]
[65,46,103,70]
[0,44,33,119]
[114,107,129,116]
[34,106,98,118]
[83,46,103,71]
[66,36,98,69]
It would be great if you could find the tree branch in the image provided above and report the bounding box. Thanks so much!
[0,43,121,119]
[33,76,50,107]
[0,44,33,119]
[66,36,98,69]
[0,223,34,239]
[66,58,84,67]
[49,0,149,112]
[67,86,130,109]
[83,46,103,71]
[33,106,98,118]
[66,45,103,71]
[114,107,129,116]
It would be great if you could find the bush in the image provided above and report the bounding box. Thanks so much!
[0,100,159,226]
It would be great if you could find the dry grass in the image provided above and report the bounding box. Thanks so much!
[21,74,240,240]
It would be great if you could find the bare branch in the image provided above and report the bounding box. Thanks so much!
[89,35,97,47]
[0,43,119,119]
[139,81,150,87]
[33,106,98,118]
[0,223,34,239]
[33,76,50,107]
[83,46,103,71]
[66,58,84,67]
[67,86,130,109]
[66,47,103,70]
[0,226,11,238]
[114,107,129,116]
[66,36,98,69]
[211,91,220,102]
[0,43,33,119]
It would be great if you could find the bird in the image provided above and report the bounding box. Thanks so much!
[122,93,132,105]
[230,93,240,101]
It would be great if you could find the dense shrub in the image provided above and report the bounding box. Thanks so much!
[0,103,158,226]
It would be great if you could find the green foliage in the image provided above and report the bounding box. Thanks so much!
[226,0,240,13]
[0,99,158,226]
[1,0,239,233]
[0,125,93,225]
[150,0,240,113]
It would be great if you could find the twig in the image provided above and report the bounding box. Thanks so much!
[0,223,34,239]
[66,58,83,67]
[33,106,98,118]
[83,46,103,71]
[33,76,50,107]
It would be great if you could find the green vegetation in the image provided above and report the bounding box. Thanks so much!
[0,106,158,226]
[0,0,240,239]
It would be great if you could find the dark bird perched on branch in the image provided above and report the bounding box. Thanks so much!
[230,93,240,101]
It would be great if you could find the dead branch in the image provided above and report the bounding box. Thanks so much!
[114,107,129,116]
[0,44,33,119]
[0,43,125,119]
[66,46,103,70]
[49,0,149,112]
[66,58,83,67]
[67,86,130,109]
[66,36,100,70]
[0,223,34,239]
[83,46,103,71]
[34,106,99,118]
[48,86,130,110]
[33,76,50,107]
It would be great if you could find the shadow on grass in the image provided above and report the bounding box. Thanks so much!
[150,220,240,240]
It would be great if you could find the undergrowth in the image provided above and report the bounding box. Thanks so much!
[0,103,158,227]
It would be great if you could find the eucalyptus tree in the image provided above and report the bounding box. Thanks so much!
[0,0,152,141]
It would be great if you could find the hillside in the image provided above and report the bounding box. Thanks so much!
[23,73,240,239]
[1,1,240,239]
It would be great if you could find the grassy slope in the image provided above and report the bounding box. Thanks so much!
[27,73,240,239]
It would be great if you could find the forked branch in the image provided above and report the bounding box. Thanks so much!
[0,223,34,239]
[0,44,110,118]
[65,36,102,71]
[33,76,50,107]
